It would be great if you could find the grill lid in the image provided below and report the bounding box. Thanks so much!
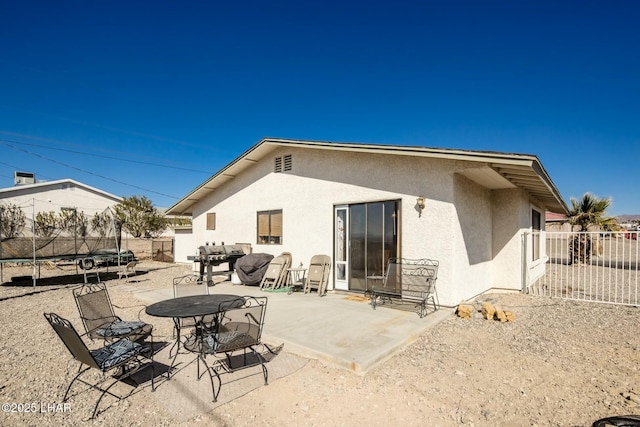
[198,245,245,259]
[199,245,226,256]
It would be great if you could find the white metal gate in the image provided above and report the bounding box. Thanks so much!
[526,231,640,306]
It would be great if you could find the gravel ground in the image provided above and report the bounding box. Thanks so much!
[0,261,638,427]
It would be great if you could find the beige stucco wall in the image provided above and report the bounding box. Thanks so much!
[183,146,548,306]
[450,173,494,303]
[490,189,548,292]
[491,189,529,290]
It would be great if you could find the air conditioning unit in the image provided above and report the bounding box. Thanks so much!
[14,171,35,186]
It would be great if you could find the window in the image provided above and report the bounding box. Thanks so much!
[257,210,282,244]
[274,155,292,173]
[206,213,216,230]
[532,209,541,261]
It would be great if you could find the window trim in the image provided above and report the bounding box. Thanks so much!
[206,212,216,230]
[257,209,282,245]
[531,208,541,261]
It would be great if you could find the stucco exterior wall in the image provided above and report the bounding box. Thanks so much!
[189,149,510,305]
[182,146,552,306]
[450,173,494,302]
[490,188,547,291]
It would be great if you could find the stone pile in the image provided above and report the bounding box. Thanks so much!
[455,301,515,322]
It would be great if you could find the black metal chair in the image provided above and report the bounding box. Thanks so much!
[44,312,155,419]
[183,296,269,402]
[169,274,211,357]
[73,282,153,343]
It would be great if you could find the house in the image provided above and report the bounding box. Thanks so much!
[0,178,125,263]
[166,138,568,307]
[0,178,122,217]
[545,211,571,232]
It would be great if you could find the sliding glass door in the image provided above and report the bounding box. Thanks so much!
[334,200,399,292]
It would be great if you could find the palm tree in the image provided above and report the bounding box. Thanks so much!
[567,193,614,264]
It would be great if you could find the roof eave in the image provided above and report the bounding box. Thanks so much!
[166,138,569,216]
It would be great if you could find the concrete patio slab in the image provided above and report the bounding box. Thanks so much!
[132,281,452,374]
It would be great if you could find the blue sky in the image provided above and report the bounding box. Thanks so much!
[1,1,638,215]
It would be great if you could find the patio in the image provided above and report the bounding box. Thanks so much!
[130,280,452,374]
[117,279,450,419]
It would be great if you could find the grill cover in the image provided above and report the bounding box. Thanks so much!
[234,253,274,286]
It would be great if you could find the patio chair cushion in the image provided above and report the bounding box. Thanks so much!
[90,339,145,370]
[204,330,239,351]
[93,320,148,338]
[202,330,258,353]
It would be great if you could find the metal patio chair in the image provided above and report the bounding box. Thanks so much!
[44,312,155,419]
[169,274,211,357]
[183,296,269,402]
[73,282,153,343]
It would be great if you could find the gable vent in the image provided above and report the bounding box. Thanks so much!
[274,155,293,173]
[283,154,292,171]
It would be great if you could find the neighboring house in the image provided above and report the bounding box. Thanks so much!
[166,138,568,307]
[0,178,122,217]
[545,211,571,232]
[0,178,124,262]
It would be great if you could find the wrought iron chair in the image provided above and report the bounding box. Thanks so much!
[169,274,210,357]
[44,312,155,419]
[73,282,153,343]
[183,296,269,402]
[173,273,210,298]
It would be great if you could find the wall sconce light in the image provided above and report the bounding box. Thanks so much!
[416,196,425,217]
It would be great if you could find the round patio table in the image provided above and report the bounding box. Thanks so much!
[146,294,245,378]
[145,294,244,319]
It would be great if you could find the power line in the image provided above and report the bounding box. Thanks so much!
[0,138,212,174]
[1,142,179,199]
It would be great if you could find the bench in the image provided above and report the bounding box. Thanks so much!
[370,258,439,318]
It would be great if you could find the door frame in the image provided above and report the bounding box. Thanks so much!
[333,200,400,292]
[334,205,349,291]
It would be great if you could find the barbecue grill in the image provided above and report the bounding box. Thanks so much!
[196,244,246,285]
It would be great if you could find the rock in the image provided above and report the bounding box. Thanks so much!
[494,308,507,322]
[504,310,516,322]
[481,302,495,320]
[456,304,474,319]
